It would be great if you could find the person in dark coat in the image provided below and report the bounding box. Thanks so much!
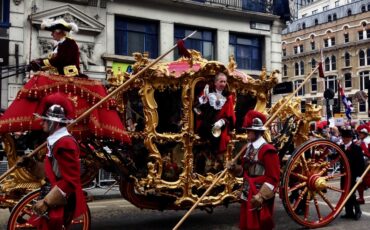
[340,126,365,220]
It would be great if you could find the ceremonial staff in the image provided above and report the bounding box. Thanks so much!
[173,65,319,230]
[0,31,197,183]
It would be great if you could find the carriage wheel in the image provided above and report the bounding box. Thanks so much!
[7,189,91,230]
[281,139,351,228]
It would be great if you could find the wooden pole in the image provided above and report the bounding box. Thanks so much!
[0,31,197,183]
[334,163,370,218]
[173,65,320,230]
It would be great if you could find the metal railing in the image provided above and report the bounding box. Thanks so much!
[191,0,271,13]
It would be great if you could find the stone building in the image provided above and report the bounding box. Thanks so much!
[0,0,287,109]
[282,0,370,123]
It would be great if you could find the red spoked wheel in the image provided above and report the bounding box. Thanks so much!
[281,139,351,228]
[7,189,91,230]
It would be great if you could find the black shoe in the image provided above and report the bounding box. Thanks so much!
[340,213,355,219]
[354,210,362,220]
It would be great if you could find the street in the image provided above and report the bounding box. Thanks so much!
[1,195,369,229]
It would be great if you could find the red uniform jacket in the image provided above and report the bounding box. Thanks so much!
[37,134,86,229]
[43,37,81,75]
[240,142,280,230]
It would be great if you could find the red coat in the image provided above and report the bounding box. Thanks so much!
[196,94,236,154]
[240,143,280,230]
[37,135,86,230]
[43,37,81,75]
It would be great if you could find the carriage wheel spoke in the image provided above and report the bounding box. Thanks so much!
[326,185,344,193]
[329,156,340,168]
[22,207,34,216]
[288,182,307,193]
[318,191,335,211]
[291,172,307,181]
[324,172,347,180]
[293,187,308,211]
[300,155,309,175]
[313,194,323,221]
[304,192,311,221]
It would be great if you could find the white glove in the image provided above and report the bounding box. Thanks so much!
[356,177,362,183]
[214,119,225,129]
[198,84,209,104]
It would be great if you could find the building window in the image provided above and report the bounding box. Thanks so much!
[368,49,370,65]
[311,58,316,69]
[0,0,10,28]
[344,73,352,88]
[324,39,329,47]
[314,18,319,25]
[325,57,330,71]
[311,41,315,50]
[360,71,370,91]
[302,23,306,29]
[344,52,351,66]
[311,78,317,92]
[347,9,352,16]
[115,16,159,58]
[333,13,337,20]
[301,100,306,113]
[282,48,286,56]
[175,26,214,60]
[358,31,364,40]
[295,80,305,96]
[367,29,370,39]
[335,1,339,7]
[359,50,365,66]
[283,65,287,76]
[331,55,336,70]
[368,3,370,11]
[300,61,304,75]
[299,44,304,53]
[294,46,298,54]
[328,15,332,22]
[323,5,329,11]
[359,101,366,112]
[295,62,299,76]
[344,33,349,43]
[229,33,262,70]
[324,38,335,47]
[331,37,336,45]
[312,10,318,15]
[361,5,366,12]
[325,76,337,93]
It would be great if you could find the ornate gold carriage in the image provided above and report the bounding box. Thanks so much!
[0,51,357,229]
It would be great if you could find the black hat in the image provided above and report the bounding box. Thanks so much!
[340,126,353,138]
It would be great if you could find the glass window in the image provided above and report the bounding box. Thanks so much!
[359,71,370,90]
[0,0,10,28]
[311,78,317,92]
[328,15,332,22]
[361,5,366,12]
[302,23,306,29]
[283,48,286,56]
[311,41,315,50]
[344,33,349,43]
[347,9,352,16]
[331,38,335,46]
[295,80,305,96]
[299,44,304,53]
[229,33,262,70]
[335,1,339,7]
[300,61,304,75]
[345,52,350,66]
[344,73,352,88]
[331,55,336,70]
[283,65,287,76]
[359,101,366,112]
[175,26,215,60]
[359,31,364,40]
[311,58,316,69]
[314,18,319,25]
[295,62,299,76]
[367,29,370,39]
[323,5,329,11]
[312,10,318,15]
[324,39,329,47]
[367,49,370,65]
[325,76,337,93]
[325,57,330,71]
[115,16,158,58]
[294,46,298,54]
[359,50,365,66]
[333,13,337,20]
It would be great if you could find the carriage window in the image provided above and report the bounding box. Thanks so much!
[155,88,183,133]
[156,141,183,181]
[123,90,145,132]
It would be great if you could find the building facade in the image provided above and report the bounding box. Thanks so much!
[282,0,370,122]
[0,0,286,108]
